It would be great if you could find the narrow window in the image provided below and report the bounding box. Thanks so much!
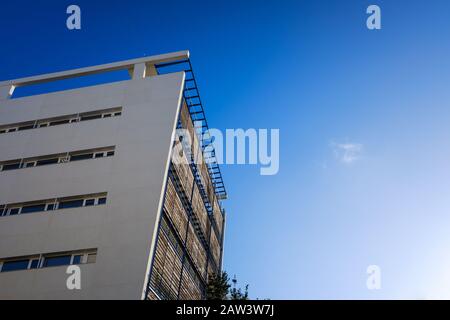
[29,259,40,269]
[0,130,6,134]
[58,199,84,209]
[46,203,55,211]
[85,199,95,206]
[106,151,115,157]
[42,255,71,268]
[97,198,107,205]
[24,162,36,168]
[49,119,70,126]
[21,204,46,214]
[18,125,34,131]
[114,112,122,116]
[8,208,20,216]
[80,114,102,121]
[36,158,59,166]
[2,162,21,171]
[70,153,93,162]
[72,255,83,265]
[94,153,104,158]
[0,260,30,272]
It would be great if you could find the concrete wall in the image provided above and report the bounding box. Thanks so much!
[0,71,185,299]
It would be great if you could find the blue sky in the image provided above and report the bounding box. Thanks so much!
[2,0,450,299]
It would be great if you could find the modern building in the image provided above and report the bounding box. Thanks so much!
[0,51,227,300]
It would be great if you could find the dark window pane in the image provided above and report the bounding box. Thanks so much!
[25,162,35,168]
[70,153,93,161]
[18,125,34,131]
[85,199,95,206]
[9,208,20,215]
[80,114,102,121]
[0,130,6,134]
[106,151,115,157]
[103,114,112,118]
[21,204,46,214]
[2,163,21,171]
[98,198,107,205]
[46,203,55,211]
[29,260,39,269]
[1,260,29,272]
[72,255,82,265]
[59,199,84,209]
[49,120,70,126]
[43,255,71,268]
[36,158,59,166]
[94,153,104,158]
[114,112,122,116]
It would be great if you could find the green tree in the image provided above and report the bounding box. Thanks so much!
[206,271,230,300]
[206,271,249,300]
[229,275,249,300]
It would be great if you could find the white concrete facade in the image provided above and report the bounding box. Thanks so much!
[0,53,188,299]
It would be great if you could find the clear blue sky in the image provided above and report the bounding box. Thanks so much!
[2,0,450,299]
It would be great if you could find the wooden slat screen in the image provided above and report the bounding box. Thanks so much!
[186,224,207,279]
[164,179,189,240]
[191,183,209,237]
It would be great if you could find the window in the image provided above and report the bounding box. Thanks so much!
[43,255,72,268]
[36,158,59,166]
[85,199,95,206]
[58,199,84,209]
[80,114,102,121]
[2,162,21,171]
[49,119,70,126]
[8,208,20,216]
[18,125,34,131]
[72,255,83,265]
[70,153,94,161]
[21,204,46,214]
[1,146,115,173]
[0,107,121,135]
[0,249,97,273]
[29,259,40,269]
[1,260,29,272]
[24,162,36,168]
[0,193,107,218]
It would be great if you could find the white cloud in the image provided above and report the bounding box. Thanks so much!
[331,141,363,164]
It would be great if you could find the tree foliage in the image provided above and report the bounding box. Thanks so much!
[230,275,249,300]
[206,271,249,300]
[206,271,230,300]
